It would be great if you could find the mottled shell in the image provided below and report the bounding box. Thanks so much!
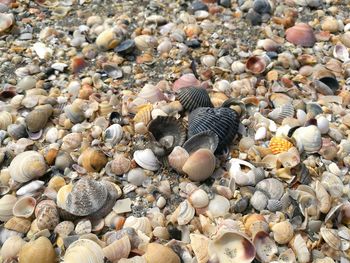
[134,149,160,171]
[285,23,316,47]
[123,216,152,236]
[103,124,123,146]
[103,235,131,262]
[182,149,216,182]
[36,201,60,230]
[18,237,56,263]
[269,137,293,154]
[64,239,104,263]
[75,219,92,235]
[183,130,219,154]
[168,146,189,173]
[110,154,131,175]
[4,217,31,233]
[9,151,47,183]
[271,221,294,244]
[0,194,17,221]
[0,111,13,130]
[65,178,108,217]
[253,231,278,263]
[143,243,181,263]
[0,236,26,260]
[177,87,213,112]
[12,196,36,218]
[188,107,239,153]
[78,148,108,172]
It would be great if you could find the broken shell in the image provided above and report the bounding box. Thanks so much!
[64,238,104,263]
[109,154,131,175]
[285,23,316,47]
[182,148,216,182]
[104,211,125,230]
[290,234,310,263]
[269,137,293,154]
[78,148,108,172]
[315,181,331,214]
[0,235,26,261]
[253,231,278,262]
[18,236,56,263]
[5,216,31,233]
[143,243,180,263]
[320,227,341,250]
[0,194,17,221]
[228,159,264,186]
[246,55,268,74]
[103,124,123,146]
[177,87,213,112]
[333,43,349,62]
[292,125,322,153]
[168,146,189,173]
[176,200,195,225]
[271,221,294,244]
[123,216,152,236]
[0,13,14,35]
[12,196,36,218]
[256,178,284,200]
[54,221,75,237]
[9,151,46,183]
[183,130,219,154]
[134,149,160,171]
[188,189,209,208]
[103,235,131,262]
[190,234,209,263]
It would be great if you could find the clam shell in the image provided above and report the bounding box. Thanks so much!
[133,149,160,171]
[188,189,209,208]
[183,130,219,154]
[268,137,294,154]
[138,84,165,103]
[18,236,56,263]
[168,146,189,173]
[133,104,153,125]
[188,107,239,153]
[177,87,213,112]
[65,178,108,217]
[103,235,131,262]
[9,151,46,183]
[176,200,195,225]
[103,124,123,146]
[64,238,104,263]
[0,194,17,221]
[333,43,349,62]
[61,133,82,151]
[253,231,278,262]
[320,227,341,250]
[78,148,108,172]
[271,221,293,244]
[285,23,316,47]
[143,243,180,263]
[123,216,152,236]
[54,221,75,237]
[7,123,27,139]
[0,236,26,260]
[4,216,31,233]
[25,104,53,132]
[64,99,86,123]
[12,196,36,218]
[208,194,230,218]
[292,125,322,153]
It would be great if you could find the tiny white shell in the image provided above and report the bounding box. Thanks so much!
[133,149,160,171]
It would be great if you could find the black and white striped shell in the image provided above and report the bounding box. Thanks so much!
[183,130,219,154]
[66,178,108,217]
[148,116,186,153]
[188,107,240,153]
[177,87,213,112]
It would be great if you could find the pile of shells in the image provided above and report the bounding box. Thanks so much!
[1,0,350,262]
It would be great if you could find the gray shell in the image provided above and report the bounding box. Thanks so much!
[267,199,283,212]
[177,87,213,112]
[183,130,219,154]
[7,124,27,140]
[256,178,284,200]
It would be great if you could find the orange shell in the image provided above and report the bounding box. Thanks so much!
[269,137,293,154]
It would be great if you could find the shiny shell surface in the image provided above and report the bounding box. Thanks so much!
[177,87,213,112]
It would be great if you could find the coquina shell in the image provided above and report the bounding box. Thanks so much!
[133,149,160,171]
[64,238,104,263]
[9,151,47,183]
[188,107,239,153]
[18,236,56,263]
[0,194,17,221]
[103,124,123,146]
[177,87,213,112]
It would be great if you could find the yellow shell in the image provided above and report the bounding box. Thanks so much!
[133,104,153,125]
[18,236,56,263]
[268,137,293,154]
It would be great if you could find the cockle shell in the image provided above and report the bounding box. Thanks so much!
[292,125,322,153]
[138,84,165,103]
[177,87,213,112]
[168,146,189,173]
[18,236,56,263]
[9,150,46,183]
[109,154,131,175]
[64,238,104,263]
[0,235,26,261]
[268,104,294,124]
[285,23,316,47]
[173,73,201,91]
[0,111,13,130]
[188,189,209,208]
[0,194,17,221]
[143,243,181,263]
[134,149,160,171]
[268,137,294,154]
[103,124,123,146]
[103,235,131,262]
[183,130,219,154]
[123,216,152,236]
[78,148,108,172]
[271,221,294,244]
[12,196,36,218]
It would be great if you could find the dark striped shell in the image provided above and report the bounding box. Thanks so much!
[177,87,213,112]
[183,130,219,154]
[188,107,239,153]
[148,116,186,153]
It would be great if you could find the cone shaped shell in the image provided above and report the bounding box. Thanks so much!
[177,87,213,112]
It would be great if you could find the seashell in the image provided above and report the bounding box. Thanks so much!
[208,231,255,263]
[183,130,219,154]
[173,73,201,92]
[138,84,165,104]
[9,150,46,183]
[16,180,44,196]
[148,116,186,153]
[315,180,331,214]
[250,191,268,211]
[285,23,316,47]
[157,38,172,54]
[168,146,189,173]
[12,196,36,218]
[64,99,86,124]
[312,66,339,94]
[78,148,107,172]
[0,111,13,130]
[255,126,267,140]
[18,236,56,263]
[55,151,73,171]
[133,149,160,171]
[109,154,131,175]
[134,35,157,51]
[268,137,293,154]
[133,104,153,125]
[7,123,27,139]
[268,104,294,124]
[266,199,282,212]
[188,107,239,153]
[321,172,343,198]
[290,234,310,263]
[253,0,271,14]
[320,227,341,250]
[0,235,26,261]
[0,194,17,221]
[201,55,216,67]
[103,124,123,146]
[208,194,230,218]
[54,221,75,237]
[177,87,213,112]
[96,28,122,50]
[4,216,31,233]
[36,201,59,230]
[64,238,104,263]
[123,216,152,236]
[61,133,82,151]
[173,199,195,225]
[188,189,209,208]
[245,55,268,74]
[103,235,131,262]
[333,43,349,62]
[256,178,284,200]
[271,221,294,244]
[47,176,66,192]
[292,125,322,153]
[75,219,92,235]
[257,39,279,51]
[182,148,216,182]
[190,234,209,263]
[105,211,125,230]
[278,248,296,263]
[231,61,246,74]
[60,179,104,217]
[0,13,14,35]
[143,243,180,263]
[316,115,329,134]
[115,39,136,55]
[228,159,264,186]
[25,104,53,132]
[0,185,10,195]
[253,231,278,262]
[98,101,113,116]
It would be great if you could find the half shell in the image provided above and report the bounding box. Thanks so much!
[133,149,160,171]
[183,130,219,154]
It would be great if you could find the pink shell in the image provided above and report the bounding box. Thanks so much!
[172,73,201,92]
[285,23,316,47]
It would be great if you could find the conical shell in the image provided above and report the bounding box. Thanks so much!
[78,148,108,172]
[103,235,131,262]
[9,151,47,183]
[64,238,104,263]
[0,194,17,221]
[183,130,219,154]
[18,236,56,263]
[143,243,181,263]
[268,137,293,154]
[177,87,213,112]
[188,107,239,153]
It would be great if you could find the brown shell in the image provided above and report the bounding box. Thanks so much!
[4,217,31,233]
[18,237,56,263]
[79,148,108,172]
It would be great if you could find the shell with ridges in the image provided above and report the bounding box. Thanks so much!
[256,178,284,200]
[103,235,131,262]
[0,194,17,221]
[25,104,53,132]
[176,200,195,225]
[109,154,131,175]
[63,238,104,263]
[183,130,219,154]
[54,221,75,237]
[0,111,13,130]
[0,235,27,261]
[123,216,152,236]
[320,227,341,250]
[292,125,322,153]
[133,149,160,171]
[177,87,213,112]
[188,189,209,208]
[103,124,123,146]
[4,217,31,233]
[269,137,293,154]
[271,221,294,244]
[190,234,210,263]
[133,104,153,125]
[268,104,294,124]
[18,236,56,263]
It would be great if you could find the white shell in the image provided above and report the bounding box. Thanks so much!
[316,115,329,134]
[228,159,263,186]
[255,126,267,140]
[208,195,230,218]
[33,42,53,60]
[292,125,322,153]
[176,200,195,225]
[45,127,59,143]
[103,124,123,146]
[290,234,310,263]
[188,189,209,208]
[133,149,160,171]
[0,236,27,260]
[16,180,45,196]
[138,84,164,103]
[0,195,17,222]
[201,55,216,67]
[64,239,104,263]
[333,43,349,62]
[123,216,152,236]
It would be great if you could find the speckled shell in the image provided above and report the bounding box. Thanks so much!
[64,238,104,263]
[188,107,239,153]
[9,151,47,183]
[66,178,108,217]
[268,137,293,154]
[110,154,131,175]
[148,116,186,153]
[183,130,219,154]
[78,148,108,172]
[177,87,213,112]
[35,201,60,230]
[18,236,56,263]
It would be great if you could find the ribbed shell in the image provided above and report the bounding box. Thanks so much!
[268,137,293,154]
[66,178,108,217]
[188,107,239,152]
[268,104,294,124]
[183,130,219,154]
[177,87,213,112]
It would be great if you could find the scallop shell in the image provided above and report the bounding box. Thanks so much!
[103,124,123,146]
[268,137,294,154]
[18,236,56,263]
[188,107,239,153]
[0,194,17,221]
[64,239,104,263]
[25,104,53,132]
[148,116,186,153]
[103,235,131,262]
[123,216,152,236]
[177,87,213,112]
[292,125,322,153]
[183,130,219,154]
[253,231,278,263]
[143,243,180,263]
[208,231,256,263]
[4,216,31,233]
[9,151,47,183]
[65,178,108,217]
[0,235,26,261]
[133,104,153,125]
[268,104,294,124]
[271,221,294,244]
[12,196,36,218]
[133,149,160,171]
[168,146,189,173]
[78,148,108,172]
[285,23,316,47]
